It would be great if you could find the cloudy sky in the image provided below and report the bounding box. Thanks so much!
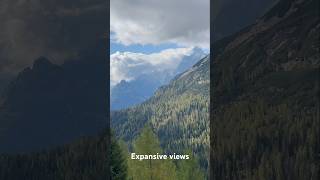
[110,0,210,86]
[0,0,209,92]
[110,47,195,86]
[0,0,107,93]
[0,0,106,74]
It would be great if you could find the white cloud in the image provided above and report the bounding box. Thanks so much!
[110,0,210,48]
[110,47,196,87]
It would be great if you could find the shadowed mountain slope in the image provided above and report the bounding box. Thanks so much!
[211,0,319,179]
[0,42,108,153]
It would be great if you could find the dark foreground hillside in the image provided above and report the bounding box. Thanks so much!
[211,0,319,179]
[0,41,114,179]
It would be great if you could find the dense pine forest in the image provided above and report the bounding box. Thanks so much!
[0,131,111,180]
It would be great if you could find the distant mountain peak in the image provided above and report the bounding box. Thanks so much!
[32,56,55,70]
[192,46,205,53]
[0,54,108,153]
[110,49,207,110]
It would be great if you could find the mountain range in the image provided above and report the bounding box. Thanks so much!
[112,54,210,168]
[110,47,206,110]
[0,42,108,153]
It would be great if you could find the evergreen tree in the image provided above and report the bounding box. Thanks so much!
[177,150,205,180]
[128,126,178,180]
[111,136,128,180]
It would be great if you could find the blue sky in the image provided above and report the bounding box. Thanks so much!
[110,42,180,54]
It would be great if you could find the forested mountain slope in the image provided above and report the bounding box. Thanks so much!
[112,55,210,168]
[210,0,319,179]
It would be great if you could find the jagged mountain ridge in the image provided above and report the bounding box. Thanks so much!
[110,47,206,110]
[0,42,108,153]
